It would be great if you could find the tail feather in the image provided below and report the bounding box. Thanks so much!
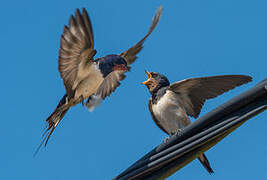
[34,95,70,156]
[198,153,214,174]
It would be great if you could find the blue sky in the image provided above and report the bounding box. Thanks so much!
[1,0,267,179]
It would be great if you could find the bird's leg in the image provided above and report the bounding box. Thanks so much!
[163,129,184,144]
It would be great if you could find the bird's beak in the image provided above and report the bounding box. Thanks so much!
[122,64,131,72]
[121,64,130,72]
[141,70,152,85]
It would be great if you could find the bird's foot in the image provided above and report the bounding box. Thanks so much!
[174,129,183,136]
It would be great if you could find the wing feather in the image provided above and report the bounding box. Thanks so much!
[58,8,95,96]
[120,6,162,65]
[87,7,162,102]
[169,75,252,118]
[94,71,126,99]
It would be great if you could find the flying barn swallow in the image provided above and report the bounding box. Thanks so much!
[142,71,252,173]
[36,7,162,153]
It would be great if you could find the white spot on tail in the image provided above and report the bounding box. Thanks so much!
[86,95,102,112]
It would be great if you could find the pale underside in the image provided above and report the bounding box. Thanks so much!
[151,90,191,134]
[73,63,104,100]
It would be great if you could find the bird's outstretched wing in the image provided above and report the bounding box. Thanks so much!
[169,75,252,118]
[120,6,162,65]
[92,7,162,101]
[58,8,96,96]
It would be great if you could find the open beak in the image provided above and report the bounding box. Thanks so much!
[141,70,152,85]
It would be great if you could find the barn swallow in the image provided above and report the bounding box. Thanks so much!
[142,71,252,173]
[36,7,162,154]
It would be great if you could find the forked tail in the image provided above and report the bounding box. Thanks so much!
[198,153,214,174]
[34,94,70,155]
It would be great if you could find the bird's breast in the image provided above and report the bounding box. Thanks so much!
[152,90,190,134]
[74,63,104,100]
[75,63,101,85]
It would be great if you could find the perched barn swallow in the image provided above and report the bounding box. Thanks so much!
[142,71,252,173]
[36,7,162,153]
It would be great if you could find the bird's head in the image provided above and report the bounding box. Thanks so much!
[142,71,170,94]
[99,55,129,77]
